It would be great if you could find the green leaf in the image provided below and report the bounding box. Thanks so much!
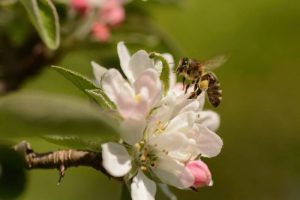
[42,135,103,151]
[0,146,26,199]
[52,66,116,109]
[52,65,97,91]
[0,92,120,138]
[20,0,60,49]
[85,89,116,110]
[149,52,170,95]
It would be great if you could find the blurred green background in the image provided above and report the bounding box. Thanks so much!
[3,0,300,199]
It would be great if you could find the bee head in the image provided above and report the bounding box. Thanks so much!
[176,57,189,74]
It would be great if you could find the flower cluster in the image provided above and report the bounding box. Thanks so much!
[71,0,126,42]
[92,42,223,200]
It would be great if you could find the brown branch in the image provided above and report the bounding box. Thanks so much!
[13,141,122,182]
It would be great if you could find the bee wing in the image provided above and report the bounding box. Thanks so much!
[203,54,228,70]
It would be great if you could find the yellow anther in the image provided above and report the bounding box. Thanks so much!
[134,143,141,150]
[154,120,167,134]
[134,94,142,102]
[140,155,146,161]
[140,166,147,171]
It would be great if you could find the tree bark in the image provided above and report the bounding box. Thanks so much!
[13,141,122,182]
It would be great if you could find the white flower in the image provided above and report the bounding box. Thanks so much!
[101,91,222,200]
[93,42,162,122]
[94,42,223,200]
[92,42,171,145]
[149,89,222,159]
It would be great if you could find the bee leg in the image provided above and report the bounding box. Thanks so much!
[185,83,190,94]
[188,87,202,99]
[188,91,196,99]
[194,78,200,91]
[182,77,186,89]
[196,87,202,96]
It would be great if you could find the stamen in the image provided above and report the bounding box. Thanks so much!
[134,94,141,102]
[140,155,146,161]
[134,143,141,150]
[140,166,147,171]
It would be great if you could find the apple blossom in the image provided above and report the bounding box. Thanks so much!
[71,0,89,15]
[185,160,212,188]
[69,0,126,42]
[93,42,223,200]
[91,22,111,42]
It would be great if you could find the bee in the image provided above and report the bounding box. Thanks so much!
[176,55,226,107]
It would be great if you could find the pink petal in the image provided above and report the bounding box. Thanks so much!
[71,0,90,15]
[100,0,125,26]
[185,160,212,188]
[134,68,162,109]
[91,22,111,42]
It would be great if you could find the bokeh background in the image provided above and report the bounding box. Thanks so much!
[2,0,300,199]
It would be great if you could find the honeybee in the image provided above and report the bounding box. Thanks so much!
[176,55,226,107]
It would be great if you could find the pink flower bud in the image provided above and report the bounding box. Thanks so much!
[71,0,90,15]
[100,0,125,26]
[91,22,111,42]
[185,160,212,188]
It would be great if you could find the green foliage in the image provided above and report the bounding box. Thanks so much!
[52,65,97,90]
[52,66,116,109]
[149,52,170,95]
[0,92,120,138]
[85,89,116,110]
[42,135,103,151]
[0,146,26,199]
[20,0,60,49]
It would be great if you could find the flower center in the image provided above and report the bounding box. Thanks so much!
[134,141,159,171]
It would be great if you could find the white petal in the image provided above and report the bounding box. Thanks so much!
[120,119,146,145]
[117,94,149,120]
[134,68,162,108]
[102,68,134,105]
[117,41,133,83]
[166,111,196,133]
[151,91,177,122]
[196,111,220,131]
[128,50,155,82]
[177,99,200,114]
[194,126,223,158]
[149,132,196,162]
[158,184,177,200]
[102,69,151,119]
[91,61,107,86]
[101,142,132,177]
[198,92,205,110]
[131,171,156,200]
[152,156,194,189]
